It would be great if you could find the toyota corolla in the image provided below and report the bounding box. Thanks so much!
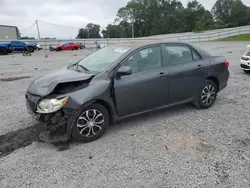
[25,41,229,143]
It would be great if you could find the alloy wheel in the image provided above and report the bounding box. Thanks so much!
[76,109,104,137]
[201,85,216,105]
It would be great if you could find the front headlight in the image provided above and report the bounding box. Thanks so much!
[36,97,69,114]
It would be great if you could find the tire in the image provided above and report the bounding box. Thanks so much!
[74,47,78,50]
[243,70,250,73]
[0,48,8,55]
[193,80,218,109]
[28,47,34,53]
[56,48,62,52]
[71,103,109,142]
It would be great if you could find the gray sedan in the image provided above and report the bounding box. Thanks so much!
[25,41,230,143]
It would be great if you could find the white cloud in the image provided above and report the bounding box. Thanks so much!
[0,0,249,39]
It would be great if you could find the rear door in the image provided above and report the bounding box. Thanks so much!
[114,45,169,117]
[163,44,207,103]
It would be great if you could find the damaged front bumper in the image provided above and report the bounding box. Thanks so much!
[25,93,72,143]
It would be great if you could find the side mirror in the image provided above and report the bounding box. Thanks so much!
[117,66,132,77]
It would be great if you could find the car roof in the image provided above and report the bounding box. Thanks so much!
[110,40,212,59]
[113,40,196,48]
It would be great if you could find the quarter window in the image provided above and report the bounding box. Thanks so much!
[123,46,162,74]
[165,45,200,65]
[193,50,202,60]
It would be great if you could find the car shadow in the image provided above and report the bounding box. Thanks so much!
[108,103,196,131]
[0,103,197,157]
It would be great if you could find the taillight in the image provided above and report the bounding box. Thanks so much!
[225,60,229,68]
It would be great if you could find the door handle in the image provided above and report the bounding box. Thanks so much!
[197,65,204,70]
[158,72,166,78]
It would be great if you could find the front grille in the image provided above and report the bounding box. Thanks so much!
[241,64,250,69]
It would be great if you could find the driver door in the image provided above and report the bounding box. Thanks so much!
[114,45,169,117]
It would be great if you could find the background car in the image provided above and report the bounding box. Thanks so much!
[36,43,43,51]
[9,41,37,52]
[0,43,13,55]
[54,42,81,51]
[79,43,85,49]
[26,41,229,143]
[240,45,250,73]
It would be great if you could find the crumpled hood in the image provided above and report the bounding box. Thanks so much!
[28,67,94,96]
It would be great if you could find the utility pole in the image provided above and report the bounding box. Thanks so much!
[132,22,134,38]
[36,20,41,39]
[108,25,110,38]
[131,10,135,38]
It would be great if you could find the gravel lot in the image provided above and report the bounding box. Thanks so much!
[0,42,249,188]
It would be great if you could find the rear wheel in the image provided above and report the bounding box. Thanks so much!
[74,47,78,50]
[193,80,218,109]
[28,47,34,53]
[72,103,109,142]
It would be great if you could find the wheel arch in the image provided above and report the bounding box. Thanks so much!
[206,76,219,90]
[67,98,114,138]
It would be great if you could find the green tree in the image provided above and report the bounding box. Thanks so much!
[76,23,101,38]
[76,28,89,38]
[102,24,122,38]
[86,23,101,38]
[212,0,250,27]
[184,0,214,31]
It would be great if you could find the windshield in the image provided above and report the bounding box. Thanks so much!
[78,46,130,72]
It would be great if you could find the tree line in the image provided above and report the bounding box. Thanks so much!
[76,0,250,39]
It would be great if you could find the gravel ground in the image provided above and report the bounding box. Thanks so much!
[0,42,250,188]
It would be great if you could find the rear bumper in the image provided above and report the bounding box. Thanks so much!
[218,69,229,92]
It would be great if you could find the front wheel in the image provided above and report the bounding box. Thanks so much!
[0,48,8,55]
[71,103,109,142]
[193,80,218,109]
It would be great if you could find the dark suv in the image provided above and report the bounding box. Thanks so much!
[25,41,229,143]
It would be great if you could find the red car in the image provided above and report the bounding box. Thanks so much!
[54,42,81,51]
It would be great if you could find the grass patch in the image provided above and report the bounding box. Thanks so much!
[216,34,250,41]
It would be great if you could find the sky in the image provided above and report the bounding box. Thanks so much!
[0,0,249,39]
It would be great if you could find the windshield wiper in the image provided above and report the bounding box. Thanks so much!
[75,63,89,73]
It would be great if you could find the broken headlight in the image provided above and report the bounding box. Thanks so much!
[36,97,69,114]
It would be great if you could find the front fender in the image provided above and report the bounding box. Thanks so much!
[63,78,116,139]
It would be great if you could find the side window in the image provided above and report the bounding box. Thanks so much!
[122,46,162,74]
[165,45,193,65]
[11,41,18,44]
